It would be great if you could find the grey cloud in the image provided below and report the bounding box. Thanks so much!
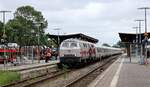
[1,0,150,45]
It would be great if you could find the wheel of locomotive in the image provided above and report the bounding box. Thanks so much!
[74,62,82,68]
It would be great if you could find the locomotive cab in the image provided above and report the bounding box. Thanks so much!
[59,39,81,65]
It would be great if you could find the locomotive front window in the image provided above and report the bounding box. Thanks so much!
[62,42,69,47]
[70,42,77,47]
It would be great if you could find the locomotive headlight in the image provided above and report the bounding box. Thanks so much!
[74,54,77,56]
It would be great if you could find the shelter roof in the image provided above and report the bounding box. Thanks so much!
[47,33,98,44]
[119,32,150,43]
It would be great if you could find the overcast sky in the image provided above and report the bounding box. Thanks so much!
[0,0,150,46]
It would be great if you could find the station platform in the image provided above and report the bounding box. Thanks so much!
[88,54,150,87]
[0,60,60,81]
[0,60,59,71]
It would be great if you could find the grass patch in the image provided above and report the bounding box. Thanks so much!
[0,70,20,86]
[62,64,69,79]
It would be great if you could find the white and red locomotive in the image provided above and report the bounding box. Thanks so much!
[59,38,122,67]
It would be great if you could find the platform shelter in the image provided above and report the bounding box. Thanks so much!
[47,33,99,47]
[119,32,150,57]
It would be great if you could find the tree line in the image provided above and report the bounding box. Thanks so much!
[102,41,126,48]
[0,5,53,47]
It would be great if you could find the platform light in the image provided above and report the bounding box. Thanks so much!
[53,28,61,60]
[138,7,150,63]
[135,19,144,64]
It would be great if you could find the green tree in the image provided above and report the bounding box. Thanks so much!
[5,6,48,60]
[0,21,3,34]
[112,41,126,48]
[7,5,48,46]
[112,45,119,48]
[102,43,111,47]
[0,21,4,44]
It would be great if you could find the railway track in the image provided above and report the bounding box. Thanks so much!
[3,69,71,87]
[64,55,119,87]
[3,55,121,87]
[29,55,120,87]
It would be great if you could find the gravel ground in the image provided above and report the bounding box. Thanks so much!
[29,59,112,87]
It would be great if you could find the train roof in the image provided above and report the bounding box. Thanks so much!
[96,46,122,50]
[62,38,94,44]
[47,33,99,44]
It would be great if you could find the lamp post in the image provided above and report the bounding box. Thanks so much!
[31,30,35,64]
[133,27,138,58]
[0,11,11,36]
[0,10,11,67]
[53,28,61,60]
[34,23,41,63]
[138,7,150,63]
[135,19,144,64]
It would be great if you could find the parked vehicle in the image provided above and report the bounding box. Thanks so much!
[0,49,17,64]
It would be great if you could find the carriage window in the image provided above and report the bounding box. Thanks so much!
[62,42,69,47]
[70,42,77,47]
[83,43,85,48]
[83,43,87,48]
[97,48,101,52]
[79,43,83,48]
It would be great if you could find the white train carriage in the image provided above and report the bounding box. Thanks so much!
[59,39,96,64]
[95,46,122,60]
[95,46,112,59]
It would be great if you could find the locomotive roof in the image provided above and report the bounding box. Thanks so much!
[47,33,98,44]
[63,38,95,44]
[119,32,150,43]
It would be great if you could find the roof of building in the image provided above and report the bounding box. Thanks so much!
[119,32,150,43]
[47,33,99,44]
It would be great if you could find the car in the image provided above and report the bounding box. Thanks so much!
[0,49,17,64]
[0,56,16,64]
